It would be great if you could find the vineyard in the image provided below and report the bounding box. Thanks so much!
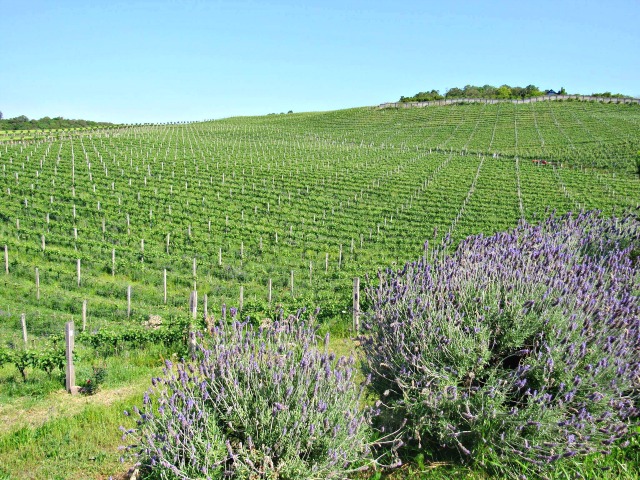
[0,100,639,477]
[2,101,639,342]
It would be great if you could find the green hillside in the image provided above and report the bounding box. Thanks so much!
[0,101,639,344]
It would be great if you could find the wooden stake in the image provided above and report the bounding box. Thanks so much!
[163,269,167,304]
[190,290,197,319]
[4,245,8,274]
[112,248,115,276]
[21,313,27,346]
[77,259,81,286]
[35,267,40,300]
[353,277,360,332]
[82,299,87,332]
[203,293,208,321]
[127,285,132,318]
[239,286,244,311]
[268,278,272,304]
[65,321,76,394]
[290,270,294,297]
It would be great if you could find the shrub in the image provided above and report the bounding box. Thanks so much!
[80,365,107,395]
[122,312,377,479]
[360,211,640,476]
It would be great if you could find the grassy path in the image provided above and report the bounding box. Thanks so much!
[0,379,149,479]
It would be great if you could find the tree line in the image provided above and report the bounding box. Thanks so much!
[399,84,565,103]
[0,113,117,131]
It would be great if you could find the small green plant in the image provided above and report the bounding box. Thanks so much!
[80,365,107,395]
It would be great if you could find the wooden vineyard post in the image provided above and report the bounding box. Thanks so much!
[290,270,294,298]
[41,235,45,251]
[190,290,197,319]
[65,321,77,394]
[82,299,87,332]
[21,313,27,347]
[423,241,428,265]
[35,267,40,300]
[187,291,197,354]
[339,245,343,269]
[203,294,208,322]
[268,278,272,305]
[112,248,116,276]
[218,248,222,266]
[163,269,167,304]
[353,277,360,332]
[4,245,8,274]
[127,285,132,319]
[166,233,170,254]
[193,257,197,278]
[239,286,244,311]
[77,259,81,286]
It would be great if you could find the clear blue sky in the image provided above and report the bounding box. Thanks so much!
[1,0,638,123]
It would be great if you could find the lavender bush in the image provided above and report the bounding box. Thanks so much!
[122,312,377,479]
[360,211,640,475]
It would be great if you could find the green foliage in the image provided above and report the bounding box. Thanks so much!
[400,84,546,102]
[0,347,65,381]
[400,89,444,102]
[0,115,117,131]
[592,91,628,98]
[79,365,107,395]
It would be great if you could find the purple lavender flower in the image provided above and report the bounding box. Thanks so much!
[360,210,640,475]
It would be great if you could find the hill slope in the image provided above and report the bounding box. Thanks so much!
[0,101,638,345]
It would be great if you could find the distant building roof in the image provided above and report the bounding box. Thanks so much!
[545,89,559,95]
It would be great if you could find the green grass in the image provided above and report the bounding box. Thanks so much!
[0,393,139,479]
[0,345,169,479]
